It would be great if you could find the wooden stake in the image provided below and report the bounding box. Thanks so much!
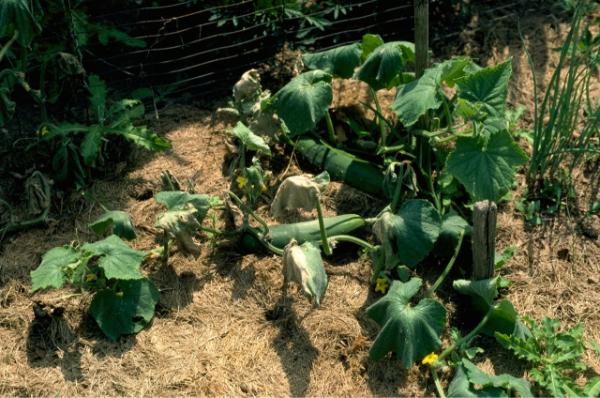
[472,200,497,280]
[414,0,429,78]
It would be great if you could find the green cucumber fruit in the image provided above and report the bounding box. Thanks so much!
[296,137,384,196]
[241,214,366,251]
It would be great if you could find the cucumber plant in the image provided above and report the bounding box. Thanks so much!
[30,234,159,341]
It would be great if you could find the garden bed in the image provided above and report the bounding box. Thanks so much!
[1,9,599,397]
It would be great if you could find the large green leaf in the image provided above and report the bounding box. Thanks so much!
[367,278,446,367]
[231,121,271,155]
[446,130,528,201]
[31,246,79,292]
[303,43,362,79]
[373,199,441,267]
[0,0,41,46]
[356,41,415,90]
[89,210,137,241]
[456,59,512,118]
[271,70,332,136]
[89,278,159,341]
[82,235,145,280]
[283,241,328,306]
[392,57,472,127]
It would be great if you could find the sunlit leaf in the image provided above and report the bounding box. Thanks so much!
[456,59,512,118]
[31,246,79,291]
[303,43,361,78]
[446,130,528,201]
[360,33,385,61]
[393,57,472,127]
[270,70,333,136]
[82,235,145,280]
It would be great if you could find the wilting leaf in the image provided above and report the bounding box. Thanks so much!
[283,241,328,306]
[367,278,446,367]
[89,210,136,240]
[89,278,159,341]
[303,43,362,78]
[270,172,328,221]
[154,191,212,222]
[155,206,201,256]
[271,70,333,136]
[446,130,528,201]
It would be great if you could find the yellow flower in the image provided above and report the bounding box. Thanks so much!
[236,175,248,189]
[375,277,389,294]
[85,273,97,282]
[37,126,49,137]
[421,352,438,366]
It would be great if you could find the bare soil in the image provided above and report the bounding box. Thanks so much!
[1,9,599,398]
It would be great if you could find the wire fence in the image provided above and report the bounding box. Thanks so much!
[82,0,550,102]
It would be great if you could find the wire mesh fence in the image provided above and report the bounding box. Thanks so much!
[82,0,550,102]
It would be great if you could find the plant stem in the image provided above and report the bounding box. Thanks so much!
[246,227,284,256]
[328,234,377,251]
[162,230,169,264]
[198,225,224,236]
[324,111,336,144]
[438,305,493,363]
[370,87,387,147]
[431,367,447,398]
[228,191,269,234]
[425,231,464,297]
[315,199,332,256]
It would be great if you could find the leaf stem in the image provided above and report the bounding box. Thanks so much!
[324,111,336,144]
[438,305,493,363]
[228,191,269,234]
[431,367,447,398]
[370,87,387,147]
[425,231,465,298]
[327,234,377,251]
[315,199,332,256]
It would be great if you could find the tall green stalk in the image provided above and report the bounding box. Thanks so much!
[525,3,598,199]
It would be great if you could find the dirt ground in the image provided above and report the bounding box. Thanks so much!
[1,8,599,398]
